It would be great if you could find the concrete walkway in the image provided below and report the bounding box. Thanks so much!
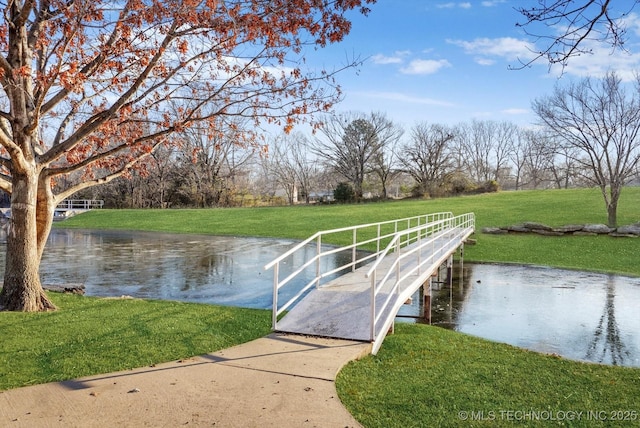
[0,333,371,427]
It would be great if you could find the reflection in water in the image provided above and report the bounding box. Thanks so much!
[0,229,354,309]
[585,276,630,365]
[1,229,638,367]
[400,263,640,368]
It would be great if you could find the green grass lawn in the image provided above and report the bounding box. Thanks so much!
[0,293,271,390]
[336,324,640,428]
[2,187,639,427]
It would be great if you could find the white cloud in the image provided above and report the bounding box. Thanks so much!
[371,54,402,65]
[355,91,456,107]
[502,108,530,116]
[621,13,640,38]
[481,0,507,6]
[475,57,495,66]
[437,2,471,9]
[447,37,538,62]
[371,51,411,65]
[524,12,640,79]
[400,59,452,75]
[542,37,640,81]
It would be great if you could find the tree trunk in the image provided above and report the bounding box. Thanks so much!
[0,173,56,312]
[607,205,618,227]
[602,184,620,228]
[607,200,618,228]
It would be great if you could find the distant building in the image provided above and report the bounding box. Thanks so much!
[308,191,334,203]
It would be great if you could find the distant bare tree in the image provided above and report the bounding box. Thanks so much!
[515,1,638,68]
[313,111,400,200]
[369,116,404,199]
[533,71,640,226]
[145,145,179,208]
[455,120,514,186]
[511,131,581,190]
[509,128,533,190]
[399,122,455,196]
[455,121,492,183]
[264,135,298,204]
[521,131,556,189]
[493,121,518,183]
[179,119,256,207]
[265,132,319,204]
[289,135,322,204]
[548,139,582,189]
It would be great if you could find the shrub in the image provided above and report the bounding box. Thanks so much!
[333,182,355,203]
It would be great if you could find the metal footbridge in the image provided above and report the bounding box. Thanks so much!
[264,212,475,354]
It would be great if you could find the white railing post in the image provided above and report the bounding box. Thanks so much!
[316,235,322,288]
[370,270,376,341]
[272,262,279,329]
[417,227,422,275]
[352,229,357,272]
[395,238,401,283]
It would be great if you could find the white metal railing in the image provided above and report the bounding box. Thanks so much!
[56,199,104,210]
[366,212,475,346]
[264,212,454,329]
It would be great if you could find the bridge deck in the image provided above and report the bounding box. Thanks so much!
[276,227,473,342]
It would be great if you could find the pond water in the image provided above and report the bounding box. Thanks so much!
[399,263,640,367]
[9,229,353,308]
[1,229,639,367]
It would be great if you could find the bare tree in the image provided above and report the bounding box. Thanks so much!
[368,114,404,199]
[492,121,518,184]
[515,1,638,68]
[272,146,298,204]
[260,132,322,204]
[509,128,533,190]
[146,145,179,208]
[313,111,399,200]
[455,121,492,183]
[514,132,581,190]
[533,71,640,226]
[178,119,256,207]
[289,135,320,204]
[548,138,582,189]
[455,120,514,186]
[399,122,455,196]
[521,130,556,189]
[265,133,301,205]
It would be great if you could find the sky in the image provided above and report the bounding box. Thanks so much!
[302,0,640,131]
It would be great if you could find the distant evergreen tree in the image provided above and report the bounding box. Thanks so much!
[333,182,355,203]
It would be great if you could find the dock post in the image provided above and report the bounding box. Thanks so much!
[423,277,432,324]
[459,244,465,289]
[446,255,453,287]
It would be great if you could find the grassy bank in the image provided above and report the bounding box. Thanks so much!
[336,324,640,428]
[1,187,638,427]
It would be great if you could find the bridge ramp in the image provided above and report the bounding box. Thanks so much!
[276,227,473,344]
